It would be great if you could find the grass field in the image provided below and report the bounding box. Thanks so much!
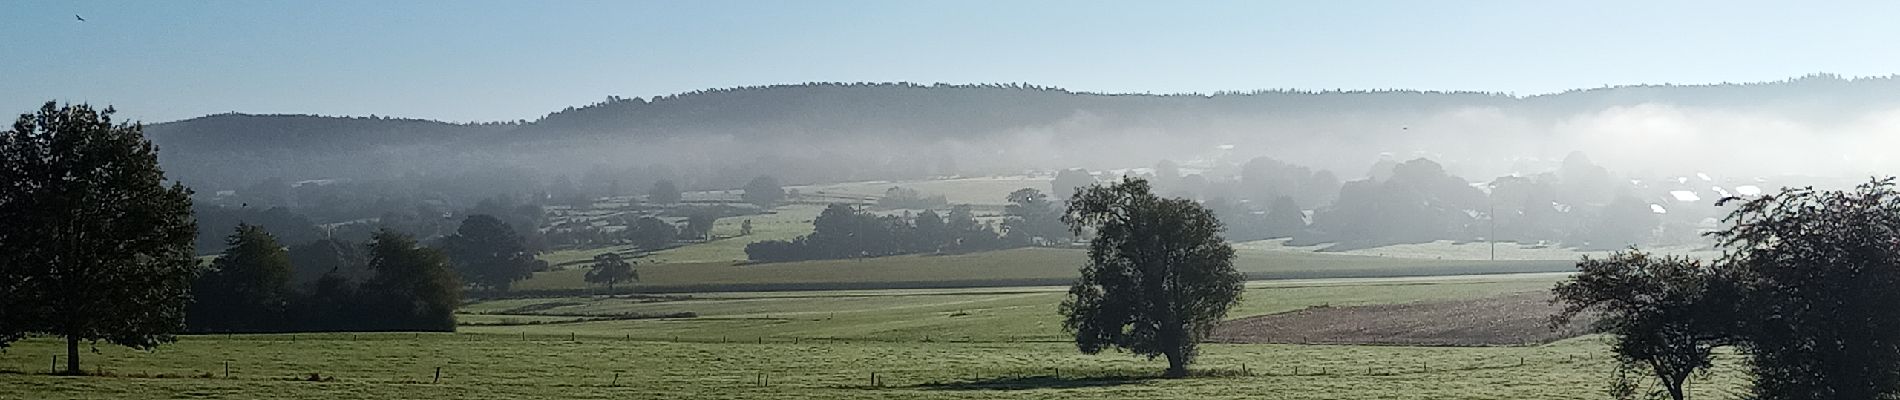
[514,246,1574,293]
[476,275,1564,342]
[0,274,1751,400]
[1239,239,1721,261]
[535,204,826,268]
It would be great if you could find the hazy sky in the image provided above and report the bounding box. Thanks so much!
[5,1,1898,123]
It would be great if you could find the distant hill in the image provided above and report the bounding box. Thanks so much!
[144,75,1900,191]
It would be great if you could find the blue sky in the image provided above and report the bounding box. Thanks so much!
[4,1,1897,123]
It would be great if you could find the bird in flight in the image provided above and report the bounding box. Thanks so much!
[75,14,85,22]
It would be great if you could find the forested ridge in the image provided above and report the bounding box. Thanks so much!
[145,74,1900,192]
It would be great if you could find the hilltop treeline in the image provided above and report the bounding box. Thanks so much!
[146,74,1900,195]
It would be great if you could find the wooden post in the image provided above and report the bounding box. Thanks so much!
[611,372,619,386]
[52,355,57,374]
[433,367,441,383]
[225,361,230,378]
[1241,364,1248,376]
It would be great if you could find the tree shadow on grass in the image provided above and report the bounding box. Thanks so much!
[914,374,1157,391]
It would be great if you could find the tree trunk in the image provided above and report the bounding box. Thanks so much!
[1163,348,1188,378]
[65,335,80,375]
[1662,370,1689,400]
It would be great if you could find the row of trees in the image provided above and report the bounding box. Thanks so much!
[1069,153,1663,250]
[1553,179,1900,400]
[189,226,462,333]
[743,204,1012,262]
[744,187,1074,262]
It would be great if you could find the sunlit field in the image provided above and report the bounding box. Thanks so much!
[1,275,1749,400]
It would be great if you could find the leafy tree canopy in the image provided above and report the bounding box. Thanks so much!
[0,102,199,374]
[1059,177,1243,377]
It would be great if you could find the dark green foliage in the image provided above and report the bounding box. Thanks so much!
[627,216,678,250]
[1711,179,1900,400]
[287,238,369,288]
[0,102,199,373]
[467,195,549,253]
[683,213,716,241]
[189,224,295,333]
[1307,158,1485,248]
[742,176,785,208]
[1486,174,1572,244]
[1240,157,1338,208]
[360,230,461,331]
[648,180,682,205]
[584,253,638,291]
[1003,188,1068,245]
[1551,249,1733,400]
[1059,177,1244,377]
[1261,196,1308,238]
[1050,168,1096,200]
[1573,195,1660,250]
[190,204,322,255]
[745,203,1014,262]
[443,214,545,291]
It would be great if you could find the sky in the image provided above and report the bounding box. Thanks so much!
[4,0,1899,123]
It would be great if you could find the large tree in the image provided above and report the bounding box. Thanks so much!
[189,224,295,333]
[584,253,638,291]
[442,214,543,291]
[648,179,682,205]
[0,102,199,374]
[627,216,678,250]
[1058,177,1244,377]
[1050,168,1095,200]
[362,230,461,331]
[1712,179,1900,400]
[741,176,785,208]
[1551,249,1734,400]
[1003,188,1068,245]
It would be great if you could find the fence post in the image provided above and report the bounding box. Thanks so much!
[52,355,57,374]
[433,367,441,383]
[225,361,230,378]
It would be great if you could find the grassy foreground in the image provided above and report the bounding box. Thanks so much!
[0,274,1752,399]
[0,335,1748,400]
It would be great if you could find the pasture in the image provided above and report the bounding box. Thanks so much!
[515,246,1574,293]
[0,274,1750,400]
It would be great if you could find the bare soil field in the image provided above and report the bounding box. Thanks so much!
[1212,291,1592,346]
